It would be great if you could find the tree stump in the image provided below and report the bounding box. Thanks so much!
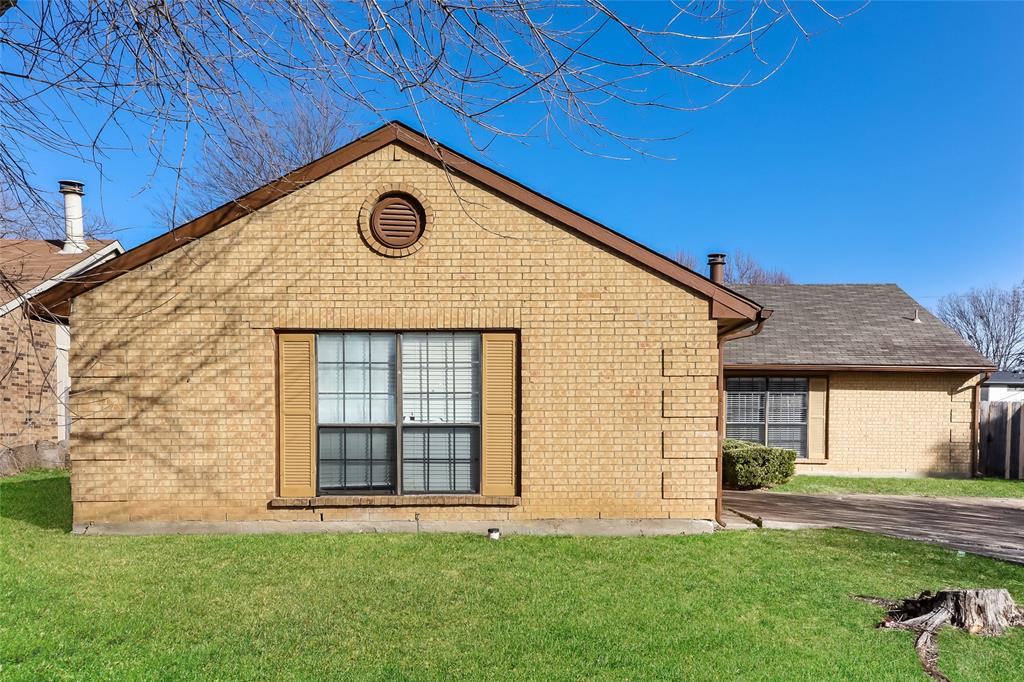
[854,589,1023,682]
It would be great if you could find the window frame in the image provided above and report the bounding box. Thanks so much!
[315,331,482,496]
[726,376,810,459]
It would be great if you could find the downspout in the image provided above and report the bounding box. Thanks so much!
[972,370,993,478]
[715,309,773,526]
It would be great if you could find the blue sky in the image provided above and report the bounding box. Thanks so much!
[26,1,1024,306]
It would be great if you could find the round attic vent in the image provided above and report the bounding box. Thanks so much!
[369,194,425,249]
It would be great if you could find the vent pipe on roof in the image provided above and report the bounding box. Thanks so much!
[58,180,87,254]
[707,253,726,284]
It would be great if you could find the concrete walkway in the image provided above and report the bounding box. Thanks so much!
[724,491,1024,564]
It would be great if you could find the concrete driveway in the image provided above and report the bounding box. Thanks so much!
[724,490,1024,564]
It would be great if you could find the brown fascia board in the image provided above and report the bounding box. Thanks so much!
[725,363,997,373]
[29,121,763,322]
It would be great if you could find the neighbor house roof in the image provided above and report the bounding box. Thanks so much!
[28,121,765,324]
[1,239,123,316]
[724,284,995,371]
[986,371,1024,386]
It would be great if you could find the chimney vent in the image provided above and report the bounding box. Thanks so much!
[707,253,726,284]
[58,180,87,254]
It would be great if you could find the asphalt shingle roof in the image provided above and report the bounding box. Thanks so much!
[1,239,116,307]
[724,284,995,370]
[987,371,1024,386]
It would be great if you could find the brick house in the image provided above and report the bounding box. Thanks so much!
[722,281,995,476]
[2,183,122,452]
[31,123,769,531]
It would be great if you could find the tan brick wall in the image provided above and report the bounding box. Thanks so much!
[798,371,979,476]
[0,308,59,447]
[68,143,721,524]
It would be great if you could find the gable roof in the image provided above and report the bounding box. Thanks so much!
[724,284,995,371]
[1,239,123,316]
[28,121,764,324]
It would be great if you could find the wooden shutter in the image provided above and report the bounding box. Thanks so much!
[481,332,517,497]
[807,377,828,460]
[277,333,317,497]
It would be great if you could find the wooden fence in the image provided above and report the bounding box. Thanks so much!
[980,401,1023,480]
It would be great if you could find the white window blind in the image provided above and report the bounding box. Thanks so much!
[767,378,808,458]
[401,333,480,424]
[315,332,482,495]
[726,377,809,458]
[725,377,766,444]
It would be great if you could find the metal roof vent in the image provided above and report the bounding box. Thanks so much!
[370,194,424,249]
[58,180,87,254]
[912,308,923,323]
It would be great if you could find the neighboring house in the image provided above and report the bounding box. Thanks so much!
[982,371,1024,403]
[1,182,122,450]
[29,122,768,530]
[722,278,996,476]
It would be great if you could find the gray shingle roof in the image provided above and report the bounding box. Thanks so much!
[987,371,1024,386]
[724,284,995,370]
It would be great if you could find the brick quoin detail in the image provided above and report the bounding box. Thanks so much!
[69,143,722,524]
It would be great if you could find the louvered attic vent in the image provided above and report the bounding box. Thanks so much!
[370,194,425,248]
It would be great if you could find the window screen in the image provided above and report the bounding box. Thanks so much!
[317,334,397,493]
[400,333,480,493]
[726,376,809,458]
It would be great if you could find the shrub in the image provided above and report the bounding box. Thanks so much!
[722,439,796,489]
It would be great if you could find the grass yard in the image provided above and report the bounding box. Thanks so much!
[772,475,1024,499]
[2,471,1023,680]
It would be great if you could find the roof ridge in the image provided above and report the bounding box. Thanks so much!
[30,122,764,323]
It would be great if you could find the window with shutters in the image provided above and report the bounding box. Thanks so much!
[316,332,481,494]
[725,377,809,458]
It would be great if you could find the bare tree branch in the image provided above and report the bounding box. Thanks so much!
[673,248,792,284]
[159,97,356,225]
[0,0,865,220]
[937,281,1024,371]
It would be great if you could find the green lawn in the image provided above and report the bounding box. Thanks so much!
[2,471,1023,680]
[772,475,1024,499]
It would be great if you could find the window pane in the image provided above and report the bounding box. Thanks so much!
[370,366,392,393]
[319,335,344,363]
[726,377,766,425]
[768,425,807,459]
[402,427,479,493]
[318,364,341,393]
[318,333,395,426]
[343,364,367,392]
[726,423,764,444]
[319,396,342,424]
[344,334,370,363]
[766,378,807,458]
[370,396,394,423]
[318,427,395,492]
[370,334,395,364]
[343,395,368,423]
[320,429,343,458]
[768,378,808,424]
[401,333,480,424]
